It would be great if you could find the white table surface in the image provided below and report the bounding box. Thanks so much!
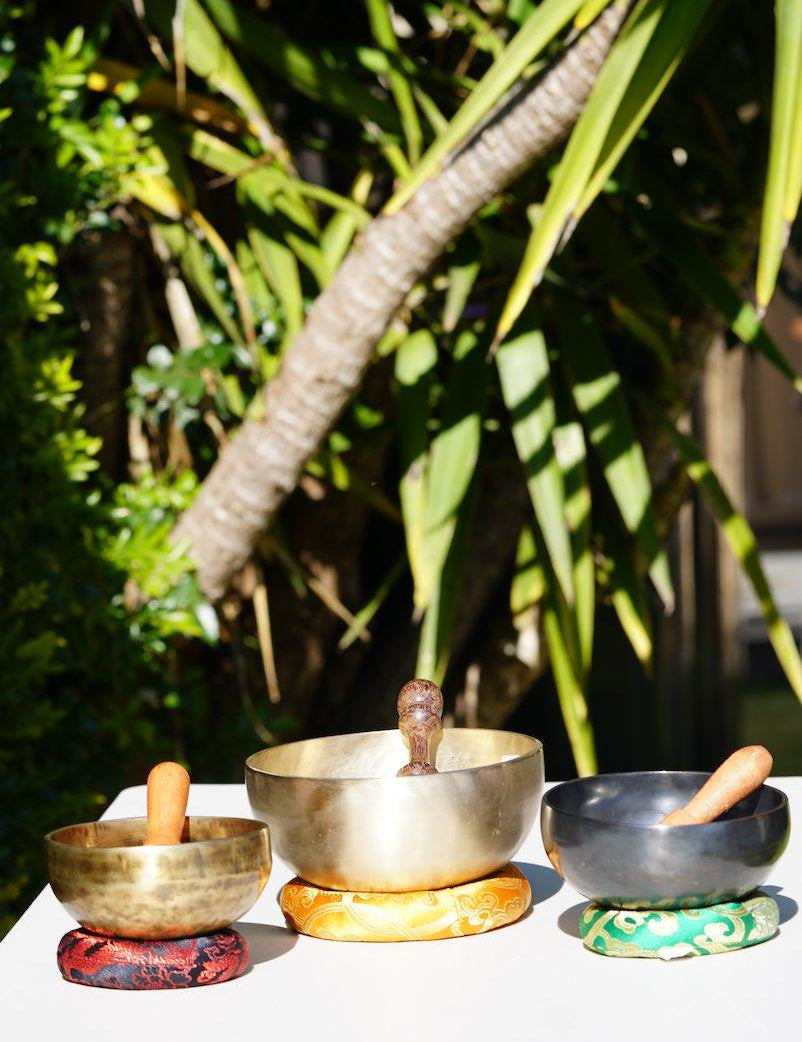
[1,780,798,1042]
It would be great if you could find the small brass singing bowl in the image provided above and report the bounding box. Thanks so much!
[45,816,271,939]
[246,730,543,892]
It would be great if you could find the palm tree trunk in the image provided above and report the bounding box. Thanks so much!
[174,5,629,600]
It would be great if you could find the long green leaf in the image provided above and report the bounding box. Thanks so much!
[416,473,479,685]
[201,0,401,132]
[556,299,674,611]
[634,202,802,392]
[495,0,709,343]
[247,222,303,345]
[160,220,242,343]
[756,0,802,311]
[666,422,802,702]
[144,0,284,155]
[386,0,588,214]
[442,253,481,333]
[320,170,374,283]
[338,555,406,650]
[599,516,653,668]
[543,596,597,776]
[496,321,575,606]
[418,330,488,608]
[511,525,547,618]
[364,0,422,163]
[396,330,438,601]
[555,411,594,680]
[573,0,712,221]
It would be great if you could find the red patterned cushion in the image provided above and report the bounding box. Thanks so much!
[57,928,249,989]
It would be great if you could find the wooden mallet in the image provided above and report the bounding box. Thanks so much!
[144,761,190,845]
[659,745,773,826]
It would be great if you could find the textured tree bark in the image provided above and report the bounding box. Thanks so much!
[173,4,630,600]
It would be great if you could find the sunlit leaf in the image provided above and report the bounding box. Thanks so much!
[364,0,423,163]
[756,0,802,312]
[495,0,711,344]
[396,329,438,601]
[418,330,488,608]
[201,0,401,131]
[386,0,587,214]
[442,253,480,333]
[555,298,674,611]
[496,319,575,606]
[666,421,802,703]
[339,555,406,650]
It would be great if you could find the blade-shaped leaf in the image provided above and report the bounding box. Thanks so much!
[556,299,674,611]
[396,329,438,601]
[247,221,304,345]
[573,0,712,221]
[143,0,286,157]
[495,0,710,344]
[386,0,588,214]
[320,170,374,283]
[201,0,401,132]
[633,201,802,392]
[418,330,488,608]
[543,596,597,776]
[160,220,243,343]
[756,0,802,312]
[574,0,612,31]
[511,525,547,618]
[364,0,423,163]
[554,410,594,679]
[496,320,575,606]
[416,473,479,685]
[442,254,481,333]
[666,422,802,702]
[599,515,653,668]
[338,555,406,650]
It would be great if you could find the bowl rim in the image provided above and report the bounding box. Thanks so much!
[542,770,789,829]
[245,727,543,783]
[44,815,270,853]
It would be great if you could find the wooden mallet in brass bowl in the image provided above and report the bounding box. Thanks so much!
[46,762,271,940]
[246,679,544,893]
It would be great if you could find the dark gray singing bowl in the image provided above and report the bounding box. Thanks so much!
[541,771,790,909]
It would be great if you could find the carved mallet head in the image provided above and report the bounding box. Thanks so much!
[397,679,444,777]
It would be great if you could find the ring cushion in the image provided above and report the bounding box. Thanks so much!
[279,864,531,942]
[57,927,249,988]
[579,891,779,959]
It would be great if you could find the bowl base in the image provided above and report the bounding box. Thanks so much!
[579,890,779,959]
[279,864,530,942]
[57,928,249,988]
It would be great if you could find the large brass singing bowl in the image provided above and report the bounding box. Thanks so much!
[246,729,543,892]
[45,816,271,939]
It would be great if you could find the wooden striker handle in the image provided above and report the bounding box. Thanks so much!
[659,745,772,826]
[144,761,190,845]
[397,679,444,777]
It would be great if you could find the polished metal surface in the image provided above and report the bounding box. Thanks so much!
[246,728,543,892]
[45,816,271,939]
[541,771,790,909]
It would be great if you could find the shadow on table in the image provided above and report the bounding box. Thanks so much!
[236,922,297,967]
[762,885,798,924]
[513,862,563,907]
[557,902,587,938]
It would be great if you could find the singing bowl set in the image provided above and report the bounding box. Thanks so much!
[44,680,791,976]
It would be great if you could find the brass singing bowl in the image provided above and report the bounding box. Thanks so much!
[246,729,543,892]
[45,816,271,939]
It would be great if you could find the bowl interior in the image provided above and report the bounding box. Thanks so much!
[544,772,785,827]
[246,728,540,781]
[47,816,266,850]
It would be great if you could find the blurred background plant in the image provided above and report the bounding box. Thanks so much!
[3,0,802,935]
